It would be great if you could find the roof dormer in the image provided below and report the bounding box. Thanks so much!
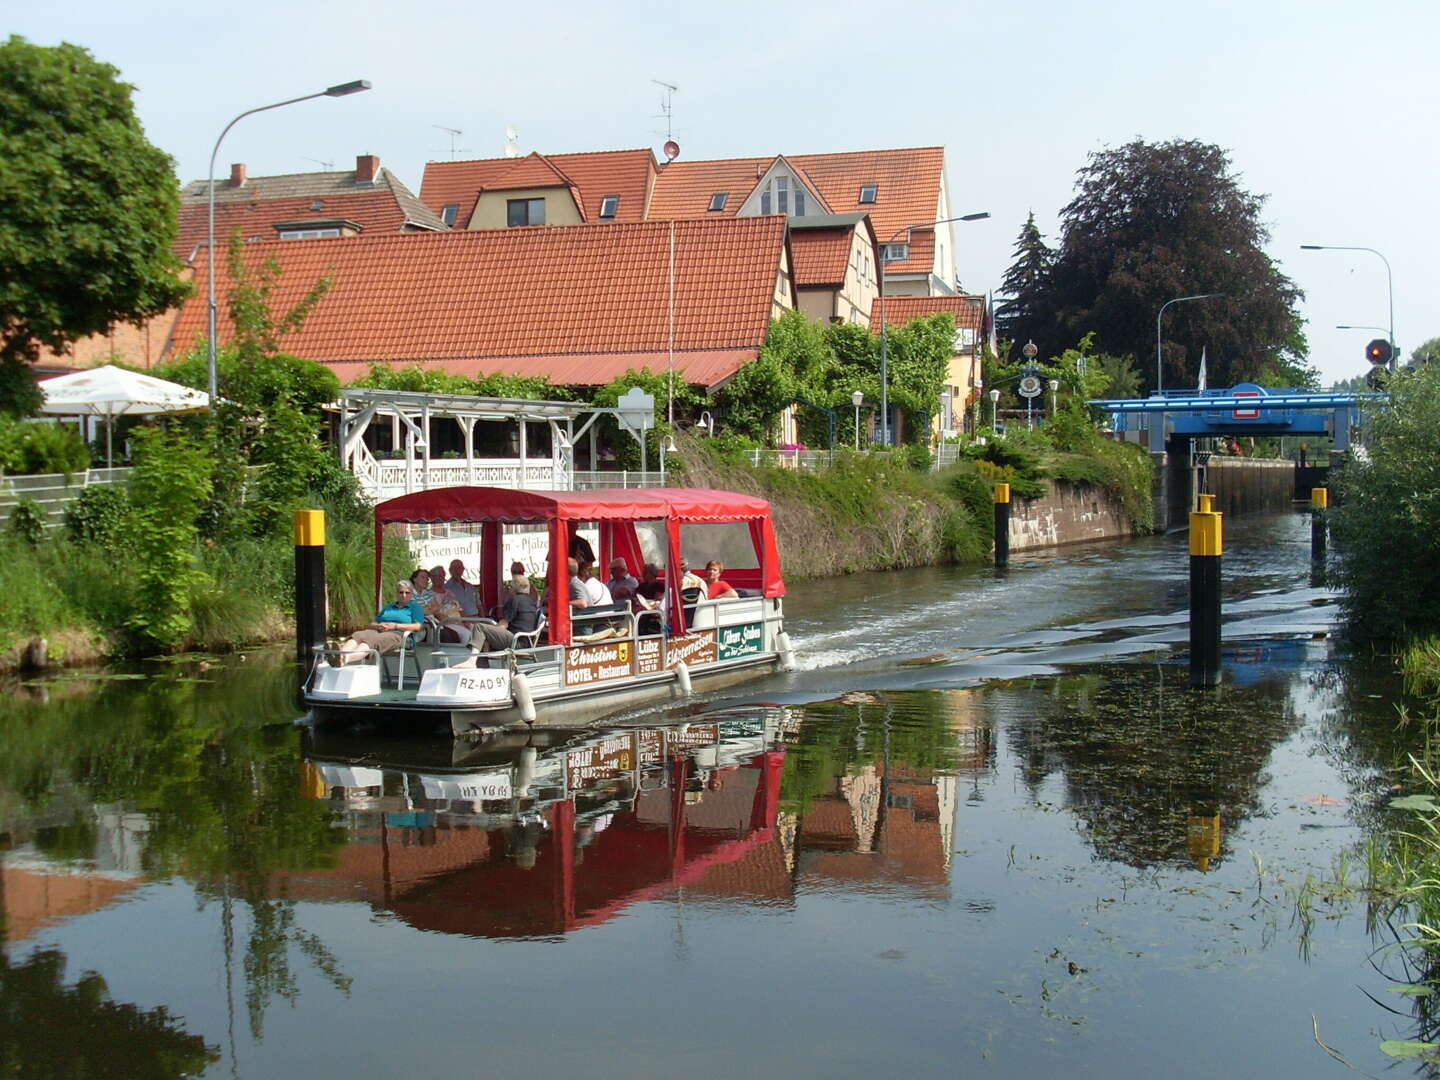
[735,157,829,219]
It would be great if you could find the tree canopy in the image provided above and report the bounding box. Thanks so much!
[1001,139,1309,394]
[994,212,1051,350]
[0,37,189,414]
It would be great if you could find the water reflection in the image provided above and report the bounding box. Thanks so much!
[300,721,785,937]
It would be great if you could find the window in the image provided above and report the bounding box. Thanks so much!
[440,203,459,226]
[880,242,909,262]
[279,228,341,239]
[708,192,728,212]
[506,197,545,227]
[599,194,620,219]
[795,189,806,216]
[859,183,878,204]
[776,175,788,214]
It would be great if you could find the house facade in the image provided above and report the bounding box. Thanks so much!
[788,214,880,327]
[871,294,988,438]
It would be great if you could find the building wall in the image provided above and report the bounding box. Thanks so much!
[797,288,835,323]
[836,228,878,326]
[772,248,796,321]
[468,186,582,230]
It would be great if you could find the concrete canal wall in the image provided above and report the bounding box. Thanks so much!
[1206,458,1297,518]
[1010,483,1132,551]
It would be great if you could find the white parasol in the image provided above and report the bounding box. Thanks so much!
[39,365,211,467]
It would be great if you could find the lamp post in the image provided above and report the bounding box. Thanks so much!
[659,433,678,483]
[1155,293,1224,395]
[1048,378,1059,420]
[206,80,371,400]
[851,390,864,449]
[878,211,989,447]
[1302,244,1394,368]
[988,388,1000,432]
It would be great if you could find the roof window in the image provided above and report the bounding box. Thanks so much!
[440,203,459,226]
[599,194,620,219]
[708,192,728,212]
[859,183,878,204]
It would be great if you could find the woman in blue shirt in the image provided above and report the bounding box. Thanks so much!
[334,580,426,665]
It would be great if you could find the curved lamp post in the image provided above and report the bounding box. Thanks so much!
[1302,244,1394,368]
[1155,293,1224,394]
[878,211,990,446]
[206,80,371,400]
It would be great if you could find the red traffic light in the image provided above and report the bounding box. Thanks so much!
[1366,338,1393,365]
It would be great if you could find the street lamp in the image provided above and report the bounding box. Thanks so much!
[1302,244,1394,368]
[878,211,990,446]
[206,80,371,400]
[851,390,864,450]
[659,432,678,483]
[988,388,1000,432]
[1155,293,1225,394]
[1048,378,1059,419]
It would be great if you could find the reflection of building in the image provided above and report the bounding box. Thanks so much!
[2,808,149,943]
[794,762,956,900]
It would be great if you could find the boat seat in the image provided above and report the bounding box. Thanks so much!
[513,614,547,650]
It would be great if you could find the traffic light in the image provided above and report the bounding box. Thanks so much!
[1366,338,1393,365]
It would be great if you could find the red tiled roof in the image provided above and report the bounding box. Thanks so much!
[871,294,985,333]
[421,149,657,228]
[789,226,854,287]
[176,166,445,257]
[485,152,574,191]
[651,147,945,276]
[167,216,789,389]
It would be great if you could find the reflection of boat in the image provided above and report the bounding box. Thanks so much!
[298,719,783,936]
[305,487,795,734]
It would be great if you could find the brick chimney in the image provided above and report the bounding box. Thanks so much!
[228,163,247,188]
[355,154,380,184]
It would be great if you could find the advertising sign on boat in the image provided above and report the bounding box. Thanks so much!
[717,622,764,661]
[634,630,716,674]
[564,639,635,687]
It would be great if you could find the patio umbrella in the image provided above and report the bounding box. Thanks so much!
[39,365,211,467]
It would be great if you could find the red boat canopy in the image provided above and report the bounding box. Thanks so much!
[372,486,784,643]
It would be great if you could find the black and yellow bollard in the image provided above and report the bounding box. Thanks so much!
[294,509,327,676]
[1310,487,1328,562]
[1189,493,1222,688]
[993,482,1011,568]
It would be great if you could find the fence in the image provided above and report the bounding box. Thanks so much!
[0,468,132,531]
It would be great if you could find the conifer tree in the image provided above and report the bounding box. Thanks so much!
[994,212,1052,358]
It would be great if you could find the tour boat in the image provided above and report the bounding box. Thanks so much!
[304,486,795,735]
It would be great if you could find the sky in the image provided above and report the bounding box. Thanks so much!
[11,0,1436,387]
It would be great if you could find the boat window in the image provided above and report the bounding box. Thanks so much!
[634,520,667,566]
[680,522,758,570]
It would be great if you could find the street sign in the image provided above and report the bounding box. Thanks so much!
[615,387,655,439]
[1017,375,1043,399]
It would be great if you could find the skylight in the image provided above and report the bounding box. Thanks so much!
[599,194,620,219]
[859,184,878,204]
[708,192,728,212]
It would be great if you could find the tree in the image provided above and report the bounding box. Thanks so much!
[1015,139,1305,394]
[1409,336,1440,367]
[1331,364,1440,640]
[0,37,189,415]
[994,212,1052,355]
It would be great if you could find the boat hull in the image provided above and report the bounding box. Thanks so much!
[307,652,783,735]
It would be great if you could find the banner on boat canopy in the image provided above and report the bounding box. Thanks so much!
[413,525,599,582]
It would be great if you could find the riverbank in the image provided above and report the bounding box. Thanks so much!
[3,437,1152,672]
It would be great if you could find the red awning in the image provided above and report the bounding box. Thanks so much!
[374,486,773,525]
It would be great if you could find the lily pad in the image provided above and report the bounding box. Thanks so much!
[1379,1040,1439,1059]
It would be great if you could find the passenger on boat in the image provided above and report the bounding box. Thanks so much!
[445,559,481,617]
[567,558,588,609]
[333,580,425,664]
[497,561,529,609]
[679,559,706,593]
[705,560,738,600]
[424,564,466,640]
[498,574,541,635]
[606,558,639,604]
[582,564,612,607]
[634,563,665,634]
[410,568,435,609]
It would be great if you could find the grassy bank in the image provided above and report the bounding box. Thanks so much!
[4,429,1150,670]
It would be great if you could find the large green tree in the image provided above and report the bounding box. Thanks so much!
[0,37,189,414]
[994,212,1052,355]
[1011,139,1307,394]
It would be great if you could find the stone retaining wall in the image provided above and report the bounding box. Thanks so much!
[1010,483,1132,551]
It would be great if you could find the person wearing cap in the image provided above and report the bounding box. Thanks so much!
[679,559,706,594]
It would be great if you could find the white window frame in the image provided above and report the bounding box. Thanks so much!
[881,242,909,263]
[859,184,878,204]
[440,204,459,226]
[279,228,341,239]
[599,194,620,219]
[708,192,728,212]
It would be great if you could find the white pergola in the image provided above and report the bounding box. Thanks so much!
[336,387,657,499]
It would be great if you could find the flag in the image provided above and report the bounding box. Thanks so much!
[1196,346,1208,392]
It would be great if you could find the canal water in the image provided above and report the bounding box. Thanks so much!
[0,510,1420,1078]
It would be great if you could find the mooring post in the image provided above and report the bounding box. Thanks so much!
[993,482,1011,568]
[1189,493,1223,688]
[294,509,327,676]
[1310,487,1328,562]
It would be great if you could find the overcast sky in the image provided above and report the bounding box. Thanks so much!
[12,0,1435,386]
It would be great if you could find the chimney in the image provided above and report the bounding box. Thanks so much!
[228,163,247,188]
[355,154,380,184]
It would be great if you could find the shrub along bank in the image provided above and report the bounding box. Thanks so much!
[3,423,1151,671]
